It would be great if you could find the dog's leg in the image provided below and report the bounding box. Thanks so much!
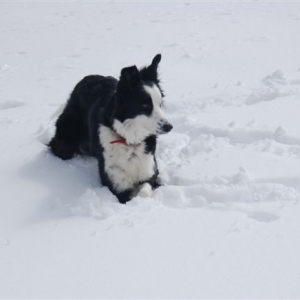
[138,183,153,198]
[137,171,161,198]
[49,109,82,160]
[116,189,134,204]
[148,169,161,189]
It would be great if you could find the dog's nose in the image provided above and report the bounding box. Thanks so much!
[162,122,173,133]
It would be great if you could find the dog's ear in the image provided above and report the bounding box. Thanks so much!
[140,54,161,82]
[151,54,161,69]
[118,66,140,92]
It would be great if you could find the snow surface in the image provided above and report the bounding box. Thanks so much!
[1,1,300,298]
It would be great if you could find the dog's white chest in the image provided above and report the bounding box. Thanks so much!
[99,126,155,192]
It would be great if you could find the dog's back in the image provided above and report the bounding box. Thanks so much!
[49,75,118,159]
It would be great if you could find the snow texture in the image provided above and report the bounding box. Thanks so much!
[1,2,300,298]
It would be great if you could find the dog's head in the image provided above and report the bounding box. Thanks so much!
[111,54,173,145]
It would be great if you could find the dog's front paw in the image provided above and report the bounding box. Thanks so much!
[138,183,153,198]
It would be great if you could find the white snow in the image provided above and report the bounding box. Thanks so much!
[1,1,300,298]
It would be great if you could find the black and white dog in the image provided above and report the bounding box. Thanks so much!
[49,54,172,203]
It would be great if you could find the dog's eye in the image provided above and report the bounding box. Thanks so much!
[142,100,151,109]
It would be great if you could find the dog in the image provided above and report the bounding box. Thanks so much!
[49,54,172,203]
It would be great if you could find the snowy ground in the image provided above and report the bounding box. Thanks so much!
[1,1,300,298]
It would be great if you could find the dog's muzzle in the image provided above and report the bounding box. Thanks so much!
[159,121,173,134]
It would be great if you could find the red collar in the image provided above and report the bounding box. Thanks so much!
[110,128,126,145]
[110,138,126,144]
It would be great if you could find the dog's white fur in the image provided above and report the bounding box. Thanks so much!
[138,182,153,198]
[99,126,155,195]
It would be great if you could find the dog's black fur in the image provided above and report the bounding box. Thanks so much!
[49,54,172,203]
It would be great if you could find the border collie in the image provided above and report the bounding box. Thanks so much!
[49,54,172,203]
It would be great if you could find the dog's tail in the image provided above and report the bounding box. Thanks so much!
[34,101,67,148]
[50,101,67,122]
